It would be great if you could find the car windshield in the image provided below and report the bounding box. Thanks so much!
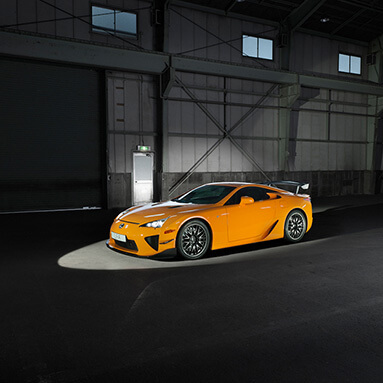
[172,185,236,204]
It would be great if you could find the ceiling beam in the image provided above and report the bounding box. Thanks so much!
[0,29,169,74]
[299,75,383,96]
[172,55,298,84]
[173,55,383,96]
[284,0,327,31]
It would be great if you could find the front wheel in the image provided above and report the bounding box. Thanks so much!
[284,210,307,243]
[176,220,210,260]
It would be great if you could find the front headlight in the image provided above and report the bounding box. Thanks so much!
[140,218,168,228]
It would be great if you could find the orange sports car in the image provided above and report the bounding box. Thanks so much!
[107,181,313,260]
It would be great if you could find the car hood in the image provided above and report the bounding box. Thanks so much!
[117,201,212,224]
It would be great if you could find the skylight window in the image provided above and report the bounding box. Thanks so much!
[338,53,361,75]
[92,5,137,37]
[242,35,273,60]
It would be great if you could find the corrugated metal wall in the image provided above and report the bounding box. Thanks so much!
[169,5,279,69]
[167,5,280,186]
[291,89,368,172]
[164,5,372,198]
[167,76,279,173]
[102,2,375,204]
[291,33,368,78]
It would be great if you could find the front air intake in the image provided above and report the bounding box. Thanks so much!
[115,239,138,251]
[145,235,159,251]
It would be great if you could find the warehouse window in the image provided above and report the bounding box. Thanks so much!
[338,53,361,75]
[242,35,273,60]
[92,5,137,37]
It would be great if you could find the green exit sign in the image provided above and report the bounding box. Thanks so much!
[136,145,151,152]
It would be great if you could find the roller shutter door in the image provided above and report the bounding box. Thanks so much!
[0,59,104,212]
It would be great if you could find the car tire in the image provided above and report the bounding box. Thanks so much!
[284,209,307,243]
[176,220,210,260]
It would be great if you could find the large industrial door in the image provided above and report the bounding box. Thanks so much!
[0,59,104,212]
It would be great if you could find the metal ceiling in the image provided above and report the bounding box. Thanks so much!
[177,0,383,43]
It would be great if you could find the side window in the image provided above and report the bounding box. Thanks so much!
[242,35,273,60]
[338,53,361,75]
[224,191,241,206]
[225,187,270,205]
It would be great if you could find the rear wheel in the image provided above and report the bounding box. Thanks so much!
[284,210,306,243]
[177,220,210,260]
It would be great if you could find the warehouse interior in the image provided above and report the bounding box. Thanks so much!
[1,0,383,381]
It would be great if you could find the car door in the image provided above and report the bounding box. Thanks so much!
[225,187,276,242]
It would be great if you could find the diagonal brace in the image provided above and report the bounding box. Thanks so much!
[169,78,277,195]
[174,75,226,136]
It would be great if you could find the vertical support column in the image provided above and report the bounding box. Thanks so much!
[160,65,174,200]
[366,95,377,194]
[376,109,383,193]
[162,1,170,201]
[223,77,227,133]
[153,0,170,201]
[366,35,383,194]
[366,96,383,193]
[278,24,291,71]
[326,89,332,140]
[279,83,300,172]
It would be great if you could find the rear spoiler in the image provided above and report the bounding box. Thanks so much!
[261,181,310,195]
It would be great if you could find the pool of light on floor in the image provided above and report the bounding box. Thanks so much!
[57,237,327,271]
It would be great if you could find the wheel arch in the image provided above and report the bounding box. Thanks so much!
[286,207,308,230]
[283,207,308,243]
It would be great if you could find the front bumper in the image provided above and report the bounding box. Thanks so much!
[107,219,177,257]
[106,240,177,259]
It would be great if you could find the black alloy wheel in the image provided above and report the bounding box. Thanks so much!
[284,209,307,243]
[177,220,210,260]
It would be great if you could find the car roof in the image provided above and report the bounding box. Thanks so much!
[204,182,292,195]
[205,182,263,187]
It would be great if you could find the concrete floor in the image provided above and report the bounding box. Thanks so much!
[1,194,383,382]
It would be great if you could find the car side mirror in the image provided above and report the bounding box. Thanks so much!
[240,196,254,205]
[267,193,281,200]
